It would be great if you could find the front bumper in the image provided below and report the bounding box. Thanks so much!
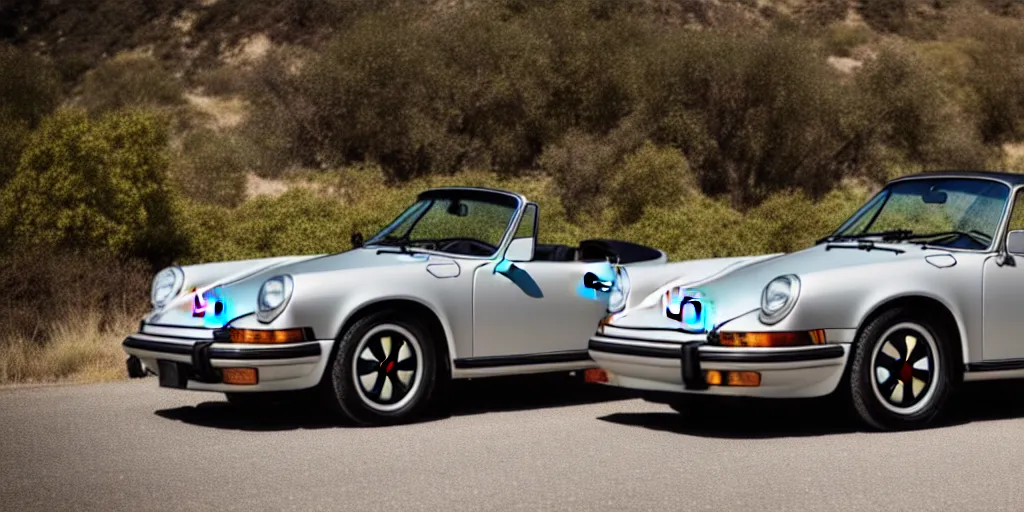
[588,329,851,398]
[122,324,333,392]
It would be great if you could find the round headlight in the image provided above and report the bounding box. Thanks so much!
[151,266,184,308]
[257,275,294,323]
[607,266,630,313]
[759,274,800,324]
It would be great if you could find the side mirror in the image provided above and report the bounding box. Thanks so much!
[505,237,535,262]
[583,272,613,292]
[351,232,364,248]
[1007,230,1024,255]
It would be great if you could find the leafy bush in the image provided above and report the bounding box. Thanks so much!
[0,44,60,187]
[246,3,649,179]
[0,108,182,263]
[822,23,878,57]
[540,131,627,221]
[855,42,991,170]
[78,53,185,114]
[171,128,250,207]
[643,31,863,205]
[0,248,149,344]
[612,142,695,224]
[945,13,1024,146]
[858,0,910,33]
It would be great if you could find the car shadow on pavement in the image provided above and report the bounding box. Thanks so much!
[155,373,633,431]
[597,380,1024,439]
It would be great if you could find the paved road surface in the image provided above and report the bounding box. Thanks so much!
[2,376,1024,511]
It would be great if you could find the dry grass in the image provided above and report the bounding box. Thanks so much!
[0,307,134,385]
[0,250,150,386]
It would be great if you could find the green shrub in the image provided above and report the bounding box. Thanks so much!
[0,248,149,344]
[643,31,862,205]
[612,142,695,224]
[858,0,910,33]
[0,44,60,187]
[78,53,185,114]
[171,128,250,207]
[945,13,1024,145]
[823,23,878,57]
[0,108,182,263]
[855,41,991,170]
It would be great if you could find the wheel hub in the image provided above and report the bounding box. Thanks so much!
[871,325,936,412]
[352,328,421,411]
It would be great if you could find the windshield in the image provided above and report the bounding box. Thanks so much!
[830,178,1010,250]
[365,190,519,257]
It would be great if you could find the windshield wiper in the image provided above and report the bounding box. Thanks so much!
[816,229,913,245]
[371,237,421,255]
[825,239,905,254]
[896,230,993,248]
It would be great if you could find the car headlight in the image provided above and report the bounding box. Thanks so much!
[759,274,800,325]
[151,266,184,308]
[257,275,294,323]
[607,266,630,313]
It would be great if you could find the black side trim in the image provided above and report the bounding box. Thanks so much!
[589,338,845,363]
[965,359,1024,372]
[122,337,321,360]
[453,350,590,369]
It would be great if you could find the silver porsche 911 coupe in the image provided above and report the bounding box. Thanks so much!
[586,171,1024,430]
[123,186,693,425]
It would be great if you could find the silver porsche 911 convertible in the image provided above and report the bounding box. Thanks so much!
[586,171,1024,430]
[123,186,695,425]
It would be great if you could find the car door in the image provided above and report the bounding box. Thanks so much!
[982,187,1024,361]
[471,204,613,358]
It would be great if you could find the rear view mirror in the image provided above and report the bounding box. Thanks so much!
[1007,230,1024,255]
[922,189,948,204]
[351,232,364,248]
[447,201,468,217]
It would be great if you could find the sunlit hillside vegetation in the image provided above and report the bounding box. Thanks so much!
[2,0,1024,383]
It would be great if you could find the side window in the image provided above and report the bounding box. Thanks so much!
[514,203,538,240]
[1007,190,1024,233]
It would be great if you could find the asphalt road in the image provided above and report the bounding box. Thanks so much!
[2,376,1024,512]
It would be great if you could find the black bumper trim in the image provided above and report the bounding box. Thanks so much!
[589,338,845,363]
[589,339,680,358]
[123,336,322,360]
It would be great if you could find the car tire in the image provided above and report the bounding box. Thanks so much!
[323,311,438,426]
[848,308,954,431]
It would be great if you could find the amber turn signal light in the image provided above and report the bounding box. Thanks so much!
[704,370,761,387]
[718,329,826,347]
[583,368,609,384]
[222,367,258,385]
[229,328,306,344]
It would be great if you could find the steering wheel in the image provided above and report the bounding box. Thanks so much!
[436,238,497,256]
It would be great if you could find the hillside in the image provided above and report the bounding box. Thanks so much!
[3,0,1024,383]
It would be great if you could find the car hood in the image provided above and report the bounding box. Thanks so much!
[147,248,437,328]
[699,243,956,324]
[614,242,954,331]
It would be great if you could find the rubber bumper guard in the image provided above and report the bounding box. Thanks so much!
[190,341,222,383]
[680,340,709,390]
